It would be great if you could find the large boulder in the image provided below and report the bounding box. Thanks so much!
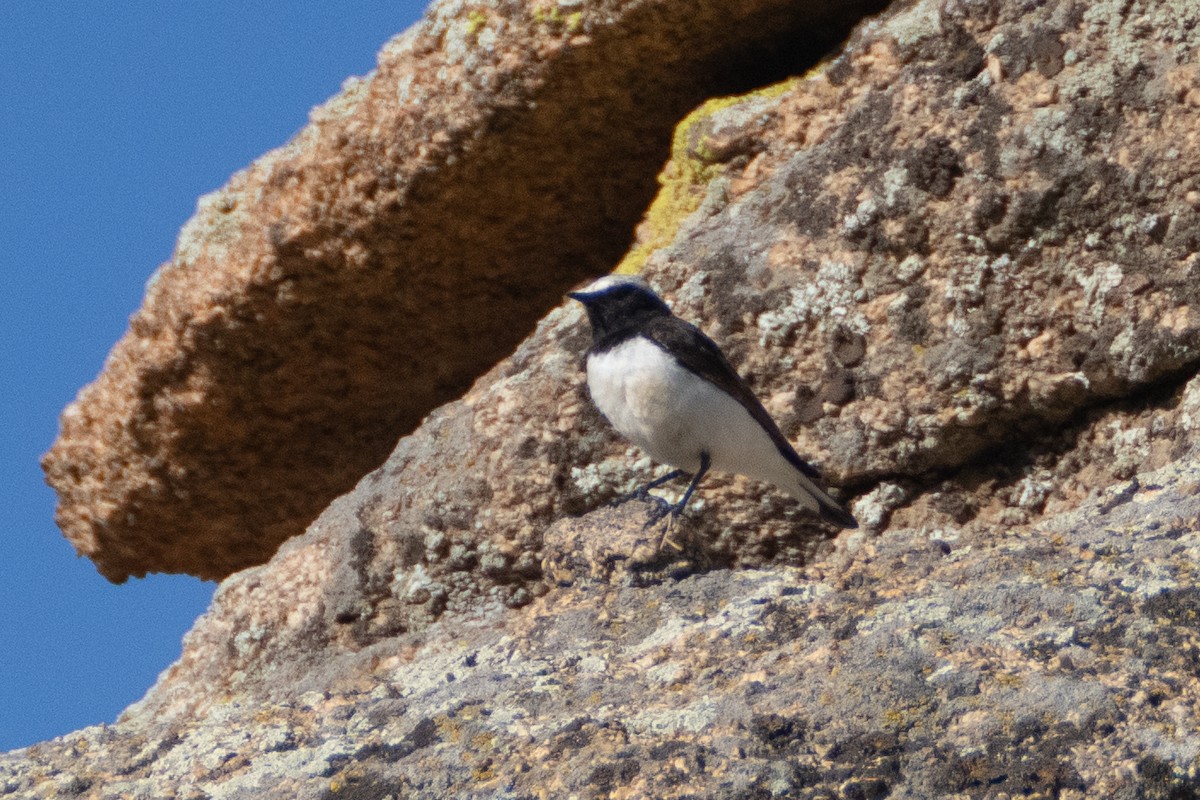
[14,0,1200,796]
[41,0,880,582]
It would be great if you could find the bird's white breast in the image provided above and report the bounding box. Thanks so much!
[586,337,692,467]
[585,336,806,502]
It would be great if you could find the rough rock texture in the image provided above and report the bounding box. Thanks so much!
[15,0,1200,796]
[90,0,1200,685]
[7,458,1200,798]
[42,0,883,582]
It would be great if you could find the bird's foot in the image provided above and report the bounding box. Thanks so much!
[610,485,655,508]
[640,494,675,526]
[610,469,685,508]
[657,516,685,553]
[641,497,688,552]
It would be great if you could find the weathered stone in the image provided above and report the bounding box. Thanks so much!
[14,0,1200,796]
[7,456,1200,798]
[42,0,882,582]
[105,0,1200,673]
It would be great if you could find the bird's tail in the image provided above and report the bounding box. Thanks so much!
[816,494,858,529]
[793,472,858,529]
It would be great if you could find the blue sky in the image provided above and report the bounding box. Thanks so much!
[1,2,428,751]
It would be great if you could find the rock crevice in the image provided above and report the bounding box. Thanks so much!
[15,0,1200,796]
[43,0,888,583]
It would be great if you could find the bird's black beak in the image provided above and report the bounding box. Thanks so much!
[567,291,585,302]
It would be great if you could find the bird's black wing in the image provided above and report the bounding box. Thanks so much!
[641,315,824,481]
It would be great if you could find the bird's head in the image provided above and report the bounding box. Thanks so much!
[568,275,672,339]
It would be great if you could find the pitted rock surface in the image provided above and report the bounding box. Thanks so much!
[42,0,882,582]
[6,457,1200,798]
[15,0,1200,797]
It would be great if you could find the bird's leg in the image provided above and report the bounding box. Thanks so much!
[645,453,712,549]
[640,469,687,495]
[673,452,710,514]
[610,468,685,507]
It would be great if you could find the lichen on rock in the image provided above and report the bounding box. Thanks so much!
[16,0,1200,796]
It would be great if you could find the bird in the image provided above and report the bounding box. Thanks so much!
[569,274,857,530]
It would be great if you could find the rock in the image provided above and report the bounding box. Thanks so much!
[6,457,1200,797]
[542,503,718,586]
[14,0,1200,796]
[41,0,883,582]
[104,0,1200,688]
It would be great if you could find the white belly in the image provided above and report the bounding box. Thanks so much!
[585,337,806,503]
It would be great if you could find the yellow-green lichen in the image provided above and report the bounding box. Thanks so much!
[614,77,800,276]
[532,4,584,33]
[466,9,488,36]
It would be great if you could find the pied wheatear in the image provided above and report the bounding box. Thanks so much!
[569,275,857,531]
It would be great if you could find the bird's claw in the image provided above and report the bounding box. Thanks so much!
[640,497,687,552]
[610,486,652,508]
[606,470,692,551]
[640,495,675,528]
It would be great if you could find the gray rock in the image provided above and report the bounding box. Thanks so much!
[14,0,1200,796]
